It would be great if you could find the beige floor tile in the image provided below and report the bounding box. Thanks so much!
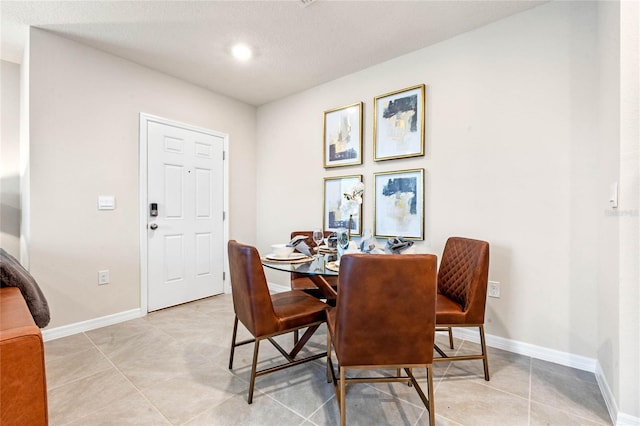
[530,401,610,426]
[253,362,335,417]
[142,367,247,424]
[85,317,154,348]
[308,385,427,426]
[114,342,214,391]
[44,294,613,426]
[65,391,171,426]
[45,333,95,359]
[361,368,438,412]
[530,359,610,424]
[92,326,183,365]
[228,333,325,384]
[45,344,113,390]
[183,393,305,426]
[48,368,140,425]
[438,343,531,399]
[434,379,530,426]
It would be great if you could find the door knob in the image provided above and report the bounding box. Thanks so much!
[149,223,158,230]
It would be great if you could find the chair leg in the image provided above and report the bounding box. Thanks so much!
[427,364,435,426]
[448,326,454,349]
[248,338,261,404]
[228,316,239,369]
[404,368,413,387]
[294,329,299,344]
[326,333,332,383]
[339,367,346,426]
[479,325,490,381]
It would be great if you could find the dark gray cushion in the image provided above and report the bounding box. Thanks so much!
[0,248,50,328]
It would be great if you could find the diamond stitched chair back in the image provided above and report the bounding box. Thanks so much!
[327,253,438,426]
[227,240,328,403]
[434,237,490,380]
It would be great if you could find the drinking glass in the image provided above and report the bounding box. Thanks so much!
[312,229,324,256]
[336,228,350,250]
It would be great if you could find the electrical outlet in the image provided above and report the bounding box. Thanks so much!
[98,270,110,285]
[488,281,500,298]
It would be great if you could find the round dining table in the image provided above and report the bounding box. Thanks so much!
[261,256,339,300]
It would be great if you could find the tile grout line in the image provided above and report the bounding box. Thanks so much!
[44,344,109,392]
[83,331,175,425]
[178,392,238,426]
[526,358,612,426]
[301,396,333,426]
[47,295,613,426]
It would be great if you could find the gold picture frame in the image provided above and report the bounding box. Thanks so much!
[374,169,424,240]
[323,102,363,168]
[373,84,425,161]
[323,175,363,236]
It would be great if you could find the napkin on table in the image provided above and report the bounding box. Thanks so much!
[386,237,414,254]
[289,235,313,257]
[358,229,376,253]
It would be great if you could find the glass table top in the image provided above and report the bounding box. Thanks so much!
[261,256,339,277]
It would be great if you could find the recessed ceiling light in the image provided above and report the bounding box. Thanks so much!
[231,43,252,61]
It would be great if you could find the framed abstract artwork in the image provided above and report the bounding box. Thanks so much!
[374,169,424,240]
[373,84,425,161]
[323,102,363,168]
[323,175,363,236]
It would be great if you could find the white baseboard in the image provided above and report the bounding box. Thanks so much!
[43,284,284,342]
[451,327,596,372]
[616,413,640,426]
[41,308,145,342]
[595,361,640,426]
[596,361,620,425]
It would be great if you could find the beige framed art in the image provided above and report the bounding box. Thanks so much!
[374,169,424,240]
[323,175,363,236]
[323,102,363,168]
[373,84,425,161]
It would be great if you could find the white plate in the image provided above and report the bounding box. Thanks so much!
[325,261,339,272]
[265,252,308,261]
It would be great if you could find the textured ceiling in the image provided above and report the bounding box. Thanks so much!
[1,0,546,106]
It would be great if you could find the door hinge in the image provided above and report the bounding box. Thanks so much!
[223,211,226,220]
[222,151,226,160]
[223,271,226,280]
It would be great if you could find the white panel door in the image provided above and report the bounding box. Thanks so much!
[147,121,224,311]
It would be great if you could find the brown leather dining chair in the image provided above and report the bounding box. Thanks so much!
[434,237,490,381]
[227,240,328,404]
[326,254,438,426]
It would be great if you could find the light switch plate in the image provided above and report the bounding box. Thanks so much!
[98,195,115,210]
[98,270,109,285]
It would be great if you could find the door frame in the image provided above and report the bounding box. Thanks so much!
[138,113,230,313]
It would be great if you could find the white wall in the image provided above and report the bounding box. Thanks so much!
[257,1,602,358]
[616,0,639,418]
[28,28,257,328]
[594,1,640,420]
[596,0,621,414]
[1,60,21,257]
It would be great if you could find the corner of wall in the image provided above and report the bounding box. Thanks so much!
[19,33,30,268]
